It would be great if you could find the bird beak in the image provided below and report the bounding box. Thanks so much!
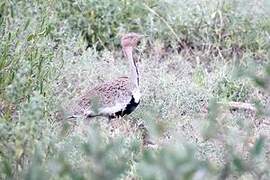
[139,34,144,39]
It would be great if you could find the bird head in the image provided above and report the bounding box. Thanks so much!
[121,33,143,49]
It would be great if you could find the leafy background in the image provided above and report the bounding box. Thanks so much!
[0,0,270,179]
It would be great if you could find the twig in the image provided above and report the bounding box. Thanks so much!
[217,101,257,111]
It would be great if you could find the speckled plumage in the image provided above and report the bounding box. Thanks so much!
[70,77,138,118]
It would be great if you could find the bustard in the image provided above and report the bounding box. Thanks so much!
[69,33,143,121]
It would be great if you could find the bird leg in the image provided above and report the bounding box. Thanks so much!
[138,122,156,146]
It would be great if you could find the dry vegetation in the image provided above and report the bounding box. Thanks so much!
[1,0,270,179]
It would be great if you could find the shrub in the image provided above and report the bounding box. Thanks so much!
[0,0,270,179]
[214,77,250,102]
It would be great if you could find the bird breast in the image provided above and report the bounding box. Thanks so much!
[131,88,141,103]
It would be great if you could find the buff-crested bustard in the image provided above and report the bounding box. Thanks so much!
[68,33,143,121]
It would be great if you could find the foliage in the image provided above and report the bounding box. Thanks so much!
[214,77,250,102]
[54,0,159,50]
[0,0,270,180]
[48,0,270,56]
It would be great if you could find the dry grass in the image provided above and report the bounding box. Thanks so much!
[1,0,270,179]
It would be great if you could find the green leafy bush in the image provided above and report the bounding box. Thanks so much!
[55,0,159,50]
[52,0,270,58]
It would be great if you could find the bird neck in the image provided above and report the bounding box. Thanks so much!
[124,46,139,89]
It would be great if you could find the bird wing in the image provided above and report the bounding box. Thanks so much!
[70,77,133,117]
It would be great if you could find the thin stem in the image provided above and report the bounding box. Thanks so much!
[143,3,180,42]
